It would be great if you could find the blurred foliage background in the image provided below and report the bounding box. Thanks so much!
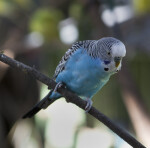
[0,0,150,148]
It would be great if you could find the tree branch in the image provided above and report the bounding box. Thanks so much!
[0,53,146,148]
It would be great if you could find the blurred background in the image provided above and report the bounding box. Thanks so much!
[0,0,150,148]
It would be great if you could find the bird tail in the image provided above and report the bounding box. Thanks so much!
[22,90,61,118]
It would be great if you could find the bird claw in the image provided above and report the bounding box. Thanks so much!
[53,82,65,92]
[85,98,93,113]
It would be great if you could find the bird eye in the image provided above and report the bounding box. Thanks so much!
[107,52,110,55]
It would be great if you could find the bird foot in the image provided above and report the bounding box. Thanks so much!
[53,82,65,92]
[85,98,93,113]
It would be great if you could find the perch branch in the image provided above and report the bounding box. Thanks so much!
[0,53,146,148]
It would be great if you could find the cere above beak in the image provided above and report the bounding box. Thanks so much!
[114,57,121,68]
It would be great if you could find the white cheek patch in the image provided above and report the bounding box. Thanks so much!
[108,61,116,71]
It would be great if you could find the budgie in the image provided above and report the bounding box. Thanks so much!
[23,37,126,118]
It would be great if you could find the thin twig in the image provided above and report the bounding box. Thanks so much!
[0,53,146,148]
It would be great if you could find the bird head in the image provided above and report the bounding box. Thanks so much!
[96,37,126,74]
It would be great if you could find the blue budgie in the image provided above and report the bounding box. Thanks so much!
[23,37,126,118]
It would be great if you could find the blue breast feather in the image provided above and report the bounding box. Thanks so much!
[53,48,111,99]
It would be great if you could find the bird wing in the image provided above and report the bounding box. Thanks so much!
[53,41,83,79]
[53,40,95,79]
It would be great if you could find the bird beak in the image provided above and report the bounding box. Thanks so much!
[115,61,120,68]
[114,57,121,68]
